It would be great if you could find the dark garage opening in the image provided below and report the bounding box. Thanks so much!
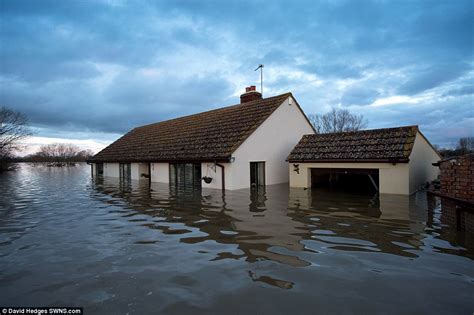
[311,168,379,195]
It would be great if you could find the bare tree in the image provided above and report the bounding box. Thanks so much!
[34,143,83,166]
[457,137,474,154]
[77,149,95,160]
[308,107,368,133]
[29,143,94,166]
[0,106,31,171]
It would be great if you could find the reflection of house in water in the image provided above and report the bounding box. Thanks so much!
[288,189,429,257]
[90,177,458,268]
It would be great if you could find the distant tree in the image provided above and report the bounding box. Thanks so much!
[308,107,368,133]
[436,137,474,158]
[78,149,95,160]
[0,106,31,171]
[27,143,93,166]
[457,137,474,154]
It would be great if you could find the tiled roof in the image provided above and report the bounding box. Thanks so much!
[89,93,292,162]
[287,126,419,162]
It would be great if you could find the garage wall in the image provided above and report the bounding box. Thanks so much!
[409,132,441,193]
[104,163,119,178]
[379,164,410,195]
[289,162,410,195]
[151,163,169,183]
[230,96,315,190]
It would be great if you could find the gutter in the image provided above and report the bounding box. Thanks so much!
[86,158,230,164]
[215,163,225,190]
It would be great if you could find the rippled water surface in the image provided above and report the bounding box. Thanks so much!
[1,164,473,314]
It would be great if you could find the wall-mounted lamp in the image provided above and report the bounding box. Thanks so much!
[230,157,236,163]
[293,163,300,174]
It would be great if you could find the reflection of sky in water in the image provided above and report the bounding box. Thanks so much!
[1,164,473,314]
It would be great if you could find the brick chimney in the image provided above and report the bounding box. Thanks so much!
[240,85,262,103]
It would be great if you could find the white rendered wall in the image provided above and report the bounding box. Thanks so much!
[201,162,231,190]
[131,163,150,180]
[131,163,140,180]
[138,163,149,179]
[228,96,315,190]
[91,163,96,176]
[289,162,410,195]
[150,163,169,183]
[408,132,441,193]
[104,163,119,178]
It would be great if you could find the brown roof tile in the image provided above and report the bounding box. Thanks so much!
[287,126,419,163]
[90,93,291,162]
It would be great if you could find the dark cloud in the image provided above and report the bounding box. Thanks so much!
[1,72,233,134]
[0,0,473,147]
[442,85,474,97]
[341,86,380,106]
[364,97,474,148]
[398,63,471,95]
[302,63,364,79]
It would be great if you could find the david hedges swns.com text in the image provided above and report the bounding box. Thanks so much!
[1,308,83,315]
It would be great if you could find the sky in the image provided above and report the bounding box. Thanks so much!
[1,0,473,155]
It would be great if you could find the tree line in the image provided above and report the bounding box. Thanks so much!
[18,143,94,166]
[1,106,94,171]
[435,137,474,157]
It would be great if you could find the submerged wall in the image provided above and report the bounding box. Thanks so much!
[104,163,119,177]
[151,163,169,183]
[201,162,229,190]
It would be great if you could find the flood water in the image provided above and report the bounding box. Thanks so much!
[1,164,473,314]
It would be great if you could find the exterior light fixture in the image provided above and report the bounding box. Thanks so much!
[293,163,300,174]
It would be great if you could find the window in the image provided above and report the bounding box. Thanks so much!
[169,163,201,189]
[96,163,104,176]
[250,162,265,187]
[119,163,131,181]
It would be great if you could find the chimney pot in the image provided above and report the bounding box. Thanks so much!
[240,85,262,103]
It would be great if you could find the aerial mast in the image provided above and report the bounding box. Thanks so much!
[254,64,264,96]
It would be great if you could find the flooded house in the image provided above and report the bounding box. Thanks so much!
[88,86,315,190]
[287,126,441,195]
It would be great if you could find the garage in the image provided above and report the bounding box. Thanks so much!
[310,168,379,194]
[288,126,441,195]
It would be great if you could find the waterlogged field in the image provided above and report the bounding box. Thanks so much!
[1,164,473,314]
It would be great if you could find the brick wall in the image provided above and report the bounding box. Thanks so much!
[440,198,474,234]
[439,154,474,202]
